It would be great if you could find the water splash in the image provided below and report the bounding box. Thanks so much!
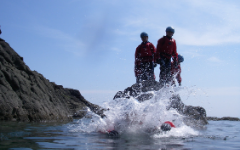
[69,86,201,138]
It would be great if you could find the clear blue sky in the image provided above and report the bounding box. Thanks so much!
[1,0,240,117]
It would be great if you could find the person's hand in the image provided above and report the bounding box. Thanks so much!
[156,59,161,64]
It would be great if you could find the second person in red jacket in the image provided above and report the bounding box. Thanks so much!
[155,26,178,86]
[135,32,156,83]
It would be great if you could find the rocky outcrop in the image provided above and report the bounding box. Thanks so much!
[168,94,208,125]
[113,80,161,102]
[207,117,240,121]
[0,38,103,122]
[113,81,208,125]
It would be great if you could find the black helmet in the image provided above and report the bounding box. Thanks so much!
[178,54,184,63]
[140,32,148,38]
[161,123,172,131]
[166,26,175,33]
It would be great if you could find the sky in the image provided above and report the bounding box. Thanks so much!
[1,0,240,118]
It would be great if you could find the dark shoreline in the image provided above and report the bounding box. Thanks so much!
[207,116,240,121]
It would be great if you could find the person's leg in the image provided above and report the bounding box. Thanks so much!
[136,75,141,83]
[135,64,142,83]
[165,59,172,84]
[141,62,148,81]
[159,58,167,85]
[148,62,154,81]
[142,62,154,81]
[136,63,145,83]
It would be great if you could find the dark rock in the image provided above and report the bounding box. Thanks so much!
[0,38,103,122]
[108,130,119,136]
[207,116,240,121]
[113,81,208,125]
[169,94,208,125]
[113,80,161,102]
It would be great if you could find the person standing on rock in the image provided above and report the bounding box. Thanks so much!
[135,32,157,83]
[156,26,178,86]
[171,54,184,86]
[0,26,2,35]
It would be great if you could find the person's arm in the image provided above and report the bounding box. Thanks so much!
[134,47,140,77]
[156,38,163,64]
[150,43,156,63]
[177,65,182,86]
[135,46,140,66]
[172,40,178,67]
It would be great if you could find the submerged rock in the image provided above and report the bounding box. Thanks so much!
[0,38,103,122]
[113,81,208,125]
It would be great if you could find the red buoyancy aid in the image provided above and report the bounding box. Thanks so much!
[156,36,177,62]
[134,42,156,77]
[135,42,156,66]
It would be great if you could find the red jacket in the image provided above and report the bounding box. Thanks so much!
[134,42,156,76]
[171,62,181,84]
[135,42,156,66]
[156,36,177,62]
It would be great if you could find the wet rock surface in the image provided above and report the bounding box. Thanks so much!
[169,94,208,125]
[113,81,208,125]
[113,81,161,102]
[0,38,103,122]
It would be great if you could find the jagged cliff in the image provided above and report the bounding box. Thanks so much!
[0,38,103,122]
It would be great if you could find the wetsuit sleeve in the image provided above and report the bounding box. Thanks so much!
[135,46,140,77]
[150,43,156,63]
[177,65,182,84]
[172,40,178,63]
[156,38,163,62]
[135,46,140,66]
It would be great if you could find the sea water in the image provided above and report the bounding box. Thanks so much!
[0,120,239,150]
[1,87,240,150]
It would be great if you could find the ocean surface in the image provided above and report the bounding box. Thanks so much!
[0,120,239,150]
[1,87,239,150]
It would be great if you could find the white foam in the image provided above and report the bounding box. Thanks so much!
[153,125,199,138]
[70,86,201,138]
